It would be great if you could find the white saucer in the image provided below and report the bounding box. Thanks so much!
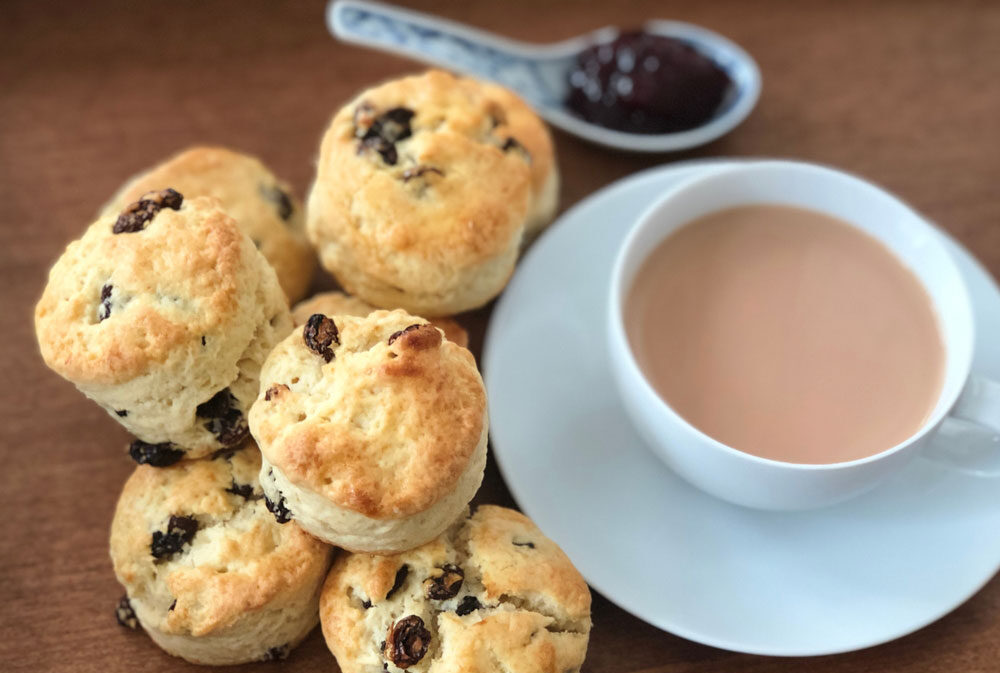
[482,160,1000,656]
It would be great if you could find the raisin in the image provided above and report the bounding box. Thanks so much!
[115,409,128,417]
[401,165,444,182]
[265,384,289,401]
[201,336,206,346]
[265,494,293,524]
[196,388,232,417]
[98,284,113,321]
[424,564,464,600]
[196,388,248,447]
[303,314,339,362]
[225,480,257,500]
[357,107,415,166]
[263,644,290,661]
[384,615,431,669]
[113,188,183,234]
[150,515,198,560]
[501,137,531,162]
[168,599,176,612]
[211,447,239,461]
[259,184,294,221]
[513,541,536,549]
[362,599,373,609]
[455,596,482,616]
[128,440,184,467]
[365,137,397,165]
[387,323,422,345]
[115,595,138,629]
[385,565,409,600]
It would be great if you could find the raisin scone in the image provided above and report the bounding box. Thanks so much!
[101,146,316,303]
[306,69,558,317]
[319,506,592,673]
[110,444,333,665]
[292,290,469,349]
[35,190,293,461]
[248,309,488,553]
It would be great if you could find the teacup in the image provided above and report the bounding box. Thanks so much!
[607,160,1000,510]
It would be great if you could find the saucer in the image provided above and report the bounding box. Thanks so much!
[482,160,1000,656]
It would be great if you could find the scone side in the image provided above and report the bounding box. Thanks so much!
[259,423,486,553]
[317,505,593,673]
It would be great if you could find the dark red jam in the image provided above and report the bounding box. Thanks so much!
[566,31,732,134]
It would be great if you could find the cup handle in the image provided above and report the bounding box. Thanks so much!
[921,374,1000,476]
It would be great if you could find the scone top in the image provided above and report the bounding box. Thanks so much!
[249,309,487,519]
[110,445,331,638]
[35,192,279,386]
[100,146,314,303]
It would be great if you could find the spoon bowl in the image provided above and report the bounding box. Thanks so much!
[328,0,761,153]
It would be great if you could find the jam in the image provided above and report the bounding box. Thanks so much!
[565,31,732,134]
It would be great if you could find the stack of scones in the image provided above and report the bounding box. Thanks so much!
[34,71,592,672]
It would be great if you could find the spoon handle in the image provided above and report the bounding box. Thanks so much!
[327,0,558,105]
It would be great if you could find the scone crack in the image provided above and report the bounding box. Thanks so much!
[385,565,410,601]
[398,164,445,197]
[400,165,444,182]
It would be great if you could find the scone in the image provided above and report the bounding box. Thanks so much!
[101,146,316,303]
[319,506,592,673]
[110,444,333,665]
[292,290,468,349]
[306,69,558,317]
[35,190,293,461]
[248,309,488,553]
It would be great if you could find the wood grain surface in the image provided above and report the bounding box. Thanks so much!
[2,1,998,671]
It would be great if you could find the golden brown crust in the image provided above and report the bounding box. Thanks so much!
[476,80,557,225]
[101,146,315,303]
[306,70,555,316]
[292,291,469,348]
[110,445,332,637]
[319,506,592,673]
[36,196,252,385]
[249,309,486,519]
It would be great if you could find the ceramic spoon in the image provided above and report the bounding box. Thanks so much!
[327,0,761,153]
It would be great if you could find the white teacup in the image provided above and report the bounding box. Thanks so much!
[608,160,1000,510]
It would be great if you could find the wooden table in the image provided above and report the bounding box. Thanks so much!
[2,1,998,671]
